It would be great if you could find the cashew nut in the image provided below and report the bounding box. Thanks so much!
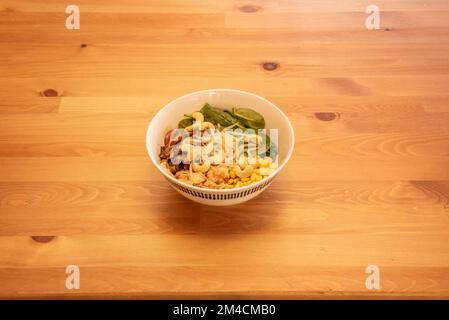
[202,141,214,155]
[192,111,204,122]
[185,124,196,132]
[185,121,215,132]
[234,165,253,178]
[192,161,211,173]
[237,155,248,169]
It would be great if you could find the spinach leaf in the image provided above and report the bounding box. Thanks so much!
[201,103,237,127]
[256,132,270,156]
[178,117,193,128]
[232,108,265,129]
[256,131,277,161]
[267,136,278,161]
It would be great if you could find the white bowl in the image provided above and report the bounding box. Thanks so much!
[146,89,294,206]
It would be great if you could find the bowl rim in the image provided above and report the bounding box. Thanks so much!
[146,88,295,193]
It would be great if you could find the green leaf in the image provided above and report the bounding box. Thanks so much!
[265,135,278,160]
[264,134,278,161]
[201,103,237,127]
[178,118,193,128]
[268,141,278,161]
[255,131,277,161]
[232,108,265,129]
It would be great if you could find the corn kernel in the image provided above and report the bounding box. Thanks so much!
[251,173,262,181]
[241,177,250,182]
[259,168,273,176]
[258,157,272,167]
[269,162,278,169]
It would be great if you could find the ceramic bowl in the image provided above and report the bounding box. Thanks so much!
[146,89,294,206]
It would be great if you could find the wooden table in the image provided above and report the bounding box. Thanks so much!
[0,0,448,299]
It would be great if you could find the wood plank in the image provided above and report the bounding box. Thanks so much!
[2,11,449,45]
[2,94,449,114]
[3,0,449,13]
[1,77,449,99]
[0,233,448,268]
[1,266,448,298]
[225,11,449,29]
[2,44,449,78]
[0,181,447,235]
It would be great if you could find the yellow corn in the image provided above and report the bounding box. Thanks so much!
[258,157,272,167]
[259,167,274,176]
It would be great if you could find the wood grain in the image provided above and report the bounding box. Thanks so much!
[0,0,448,299]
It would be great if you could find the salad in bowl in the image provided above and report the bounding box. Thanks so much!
[159,103,278,189]
[146,89,294,206]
